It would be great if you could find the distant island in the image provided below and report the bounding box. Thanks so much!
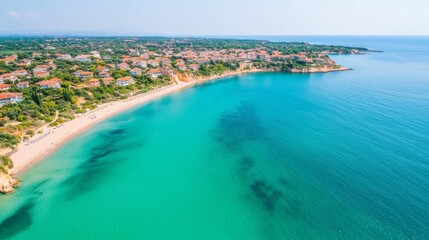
[0,37,368,193]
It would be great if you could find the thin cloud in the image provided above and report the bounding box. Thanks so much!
[7,11,20,19]
[24,10,36,17]
[6,10,37,19]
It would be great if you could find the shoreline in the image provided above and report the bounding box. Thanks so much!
[9,68,268,175]
[8,65,349,176]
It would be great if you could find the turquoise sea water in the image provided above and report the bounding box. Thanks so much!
[1,37,428,239]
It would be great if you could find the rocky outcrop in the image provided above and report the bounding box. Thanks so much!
[0,155,19,193]
[288,65,351,73]
[0,170,19,194]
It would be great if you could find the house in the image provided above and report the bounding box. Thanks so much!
[86,78,101,88]
[176,63,187,71]
[129,49,139,55]
[36,78,61,89]
[121,56,131,63]
[196,57,210,64]
[0,92,23,106]
[116,76,135,87]
[0,54,17,64]
[74,71,93,81]
[159,58,171,65]
[130,68,142,77]
[146,69,163,79]
[188,64,200,71]
[0,73,18,83]
[165,49,174,56]
[80,71,93,80]
[98,71,110,78]
[175,59,185,65]
[257,54,270,61]
[140,53,149,60]
[117,62,131,70]
[2,54,17,62]
[6,55,18,61]
[102,77,115,85]
[269,55,287,61]
[90,51,101,59]
[32,52,42,58]
[45,59,55,65]
[238,53,250,60]
[0,57,15,64]
[0,84,11,91]
[161,68,174,77]
[291,54,307,62]
[12,69,28,77]
[96,66,109,72]
[34,71,50,78]
[75,55,92,62]
[33,65,50,73]
[17,82,29,89]
[147,59,159,67]
[57,54,73,60]
[18,59,32,67]
[135,60,147,69]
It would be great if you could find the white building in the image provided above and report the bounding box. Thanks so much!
[0,73,18,83]
[0,84,11,91]
[0,92,23,106]
[146,69,163,79]
[116,76,135,87]
[12,69,28,77]
[57,54,73,60]
[36,78,61,89]
[17,82,29,89]
[130,68,142,77]
[135,60,147,69]
[75,55,92,62]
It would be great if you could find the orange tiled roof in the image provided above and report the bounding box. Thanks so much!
[0,92,22,100]
[36,78,61,85]
[117,76,133,81]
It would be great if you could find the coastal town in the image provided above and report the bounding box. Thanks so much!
[0,37,367,193]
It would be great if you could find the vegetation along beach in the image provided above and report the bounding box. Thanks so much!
[1,0,429,238]
[0,37,367,192]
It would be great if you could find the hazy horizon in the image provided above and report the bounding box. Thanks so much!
[1,33,429,37]
[1,0,429,36]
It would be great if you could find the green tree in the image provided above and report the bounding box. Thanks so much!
[31,90,42,106]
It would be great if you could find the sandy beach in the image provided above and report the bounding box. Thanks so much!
[10,69,266,174]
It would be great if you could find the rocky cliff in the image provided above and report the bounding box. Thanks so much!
[0,171,18,194]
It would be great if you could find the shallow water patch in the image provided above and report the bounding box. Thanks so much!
[213,101,265,151]
[61,128,133,199]
[0,201,35,239]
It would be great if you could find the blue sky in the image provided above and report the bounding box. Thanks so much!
[1,0,428,35]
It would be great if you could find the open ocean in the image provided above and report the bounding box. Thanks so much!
[0,36,428,239]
